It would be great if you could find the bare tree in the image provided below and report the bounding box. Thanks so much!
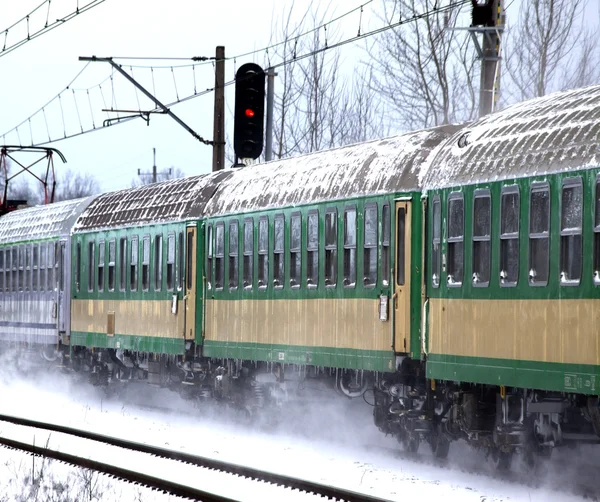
[503,0,600,103]
[54,169,100,201]
[366,0,478,131]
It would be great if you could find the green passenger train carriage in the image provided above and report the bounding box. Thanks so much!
[200,126,459,377]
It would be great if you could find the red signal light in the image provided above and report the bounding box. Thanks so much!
[245,108,255,118]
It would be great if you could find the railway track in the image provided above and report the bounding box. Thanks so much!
[0,413,390,501]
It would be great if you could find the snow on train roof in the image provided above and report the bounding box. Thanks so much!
[0,196,95,244]
[422,84,600,189]
[203,125,460,217]
[74,170,232,232]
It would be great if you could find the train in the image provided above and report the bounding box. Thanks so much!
[1,83,599,469]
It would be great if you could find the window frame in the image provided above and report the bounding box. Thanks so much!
[130,236,139,292]
[273,214,284,289]
[119,237,127,292]
[472,189,491,288]
[594,175,600,285]
[290,212,301,288]
[243,218,253,290]
[528,182,551,287]
[206,224,213,291]
[343,205,357,288]
[306,210,319,289]
[363,203,378,288]
[560,176,583,286]
[97,240,105,292]
[431,197,441,288]
[166,233,175,291]
[499,185,520,287]
[325,208,338,288]
[228,220,239,291]
[446,192,464,287]
[108,238,116,292]
[215,222,225,291]
[258,216,268,290]
[141,235,150,292]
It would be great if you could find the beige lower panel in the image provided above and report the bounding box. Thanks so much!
[72,299,184,339]
[205,298,392,351]
[429,298,600,365]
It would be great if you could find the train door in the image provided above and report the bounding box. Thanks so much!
[57,241,67,333]
[184,226,197,341]
[394,201,411,353]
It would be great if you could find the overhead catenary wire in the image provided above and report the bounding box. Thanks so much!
[2,0,471,147]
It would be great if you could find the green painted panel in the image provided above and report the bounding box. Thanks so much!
[202,340,395,372]
[70,331,185,355]
[427,353,600,395]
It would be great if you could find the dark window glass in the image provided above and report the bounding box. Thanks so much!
[431,198,441,287]
[154,236,162,291]
[5,248,10,292]
[98,241,105,292]
[186,231,194,289]
[57,242,64,293]
[229,221,239,290]
[130,237,138,292]
[594,179,600,285]
[87,242,94,292]
[273,215,284,288]
[25,245,30,292]
[142,236,150,291]
[119,238,127,291]
[75,243,80,293]
[0,249,4,293]
[243,219,253,289]
[258,217,268,289]
[500,188,519,286]
[529,184,550,286]
[215,223,224,290]
[560,179,583,285]
[382,204,391,287]
[364,204,377,287]
[307,211,319,288]
[447,194,464,286]
[325,209,337,287]
[32,244,39,292]
[343,207,356,287]
[108,239,116,291]
[397,208,405,286]
[167,234,175,291]
[12,248,17,292]
[178,232,184,291]
[472,191,491,286]
[206,225,213,290]
[290,213,301,288]
[48,243,55,291]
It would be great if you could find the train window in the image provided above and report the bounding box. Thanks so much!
[130,237,138,292]
[4,249,9,292]
[594,177,600,285]
[142,236,150,291]
[25,245,31,293]
[228,221,239,290]
[57,242,64,293]
[97,241,105,292]
[382,204,391,287]
[500,187,519,286]
[18,246,24,293]
[472,190,491,287]
[39,244,46,292]
[206,225,213,290]
[290,213,301,288]
[166,234,175,291]
[364,204,378,288]
[344,207,357,288]
[325,209,337,287]
[431,197,441,287]
[87,242,94,292]
[529,183,550,286]
[108,239,116,292]
[273,214,284,288]
[32,245,39,292]
[307,211,319,288]
[178,232,184,291]
[154,235,162,291]
[75,243,80,293]
[119,238,127,292]
[186,231,194,289]
[560,177,583,286]
[447,193,464,287]
[258,217,268,289]
[0,249,4,293]
[215,223,225,290]
[243,219,254,289]
[12,248,17,292]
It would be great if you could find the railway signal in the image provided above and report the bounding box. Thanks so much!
[233,63,266,160]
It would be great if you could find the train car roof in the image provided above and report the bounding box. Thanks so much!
[421,84,600,189]
[0,196,95,244]
[73,170,232,232]
[203,125,460,217]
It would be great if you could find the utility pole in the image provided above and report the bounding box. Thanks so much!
[474,0,503,117]
[265,67,276,162]
[137,148,167,184]
[212,46,225,172]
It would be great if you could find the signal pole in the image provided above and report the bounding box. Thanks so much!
[476,0,503,117]
[138,148,163,184]
[212,46,225,172]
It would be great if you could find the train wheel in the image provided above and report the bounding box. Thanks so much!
[491,449,513,471]
[430,435,450,459]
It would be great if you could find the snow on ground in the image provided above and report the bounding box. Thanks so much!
[0,352,595,501]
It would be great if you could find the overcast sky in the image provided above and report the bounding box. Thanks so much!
[0,0,381,194]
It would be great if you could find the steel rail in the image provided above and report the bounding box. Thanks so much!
[0,413,388,502]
